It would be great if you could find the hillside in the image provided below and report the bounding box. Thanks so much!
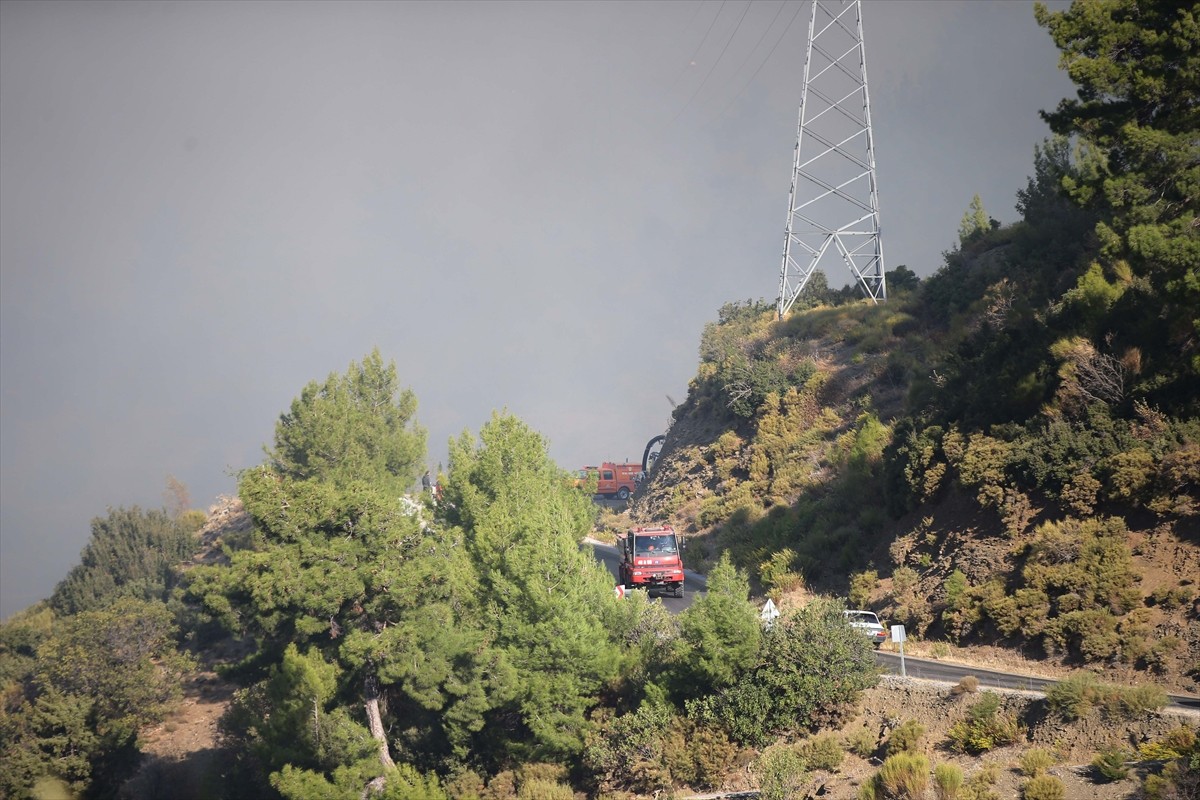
[626,0,1200,699]
[629,282,1199,696]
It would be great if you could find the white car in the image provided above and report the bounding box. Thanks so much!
[844,610,888,648]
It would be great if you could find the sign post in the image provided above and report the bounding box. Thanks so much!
[891,624,907,677]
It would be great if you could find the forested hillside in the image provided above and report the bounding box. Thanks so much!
[635,0,1199,685]
[1,2,1197,799]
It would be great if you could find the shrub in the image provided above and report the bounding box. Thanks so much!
[892,425,950,510]
[760,549,804,595]
[970,764,1000,787]
[946,693,1020,754]
[694,597,878,746]
[1045,672,1099,720]
[1022,774,1065,800]
[581,698,672,794]
[1150,586,1194,611]
[663,717,740,790]
[1113,684,1169,718]
[961,783,1001,800]
[892,566,919,596]
[934,762,964,800]
[755,744,808,800]
[1019,748,1055,777]
[1142,749,1200,800]
[1091,748,1129,782]
[799,733,845,771]
[1046,673,1168,721]
[887,720,926,756]
[178,508,208,533]
[850,570,880,609]
[1144,637,1182,673]
[858,780,880,800]
[878,752,930,799]
[958,763,1002,800]
[956,433,1011,508]
[891,566,934,630]
[1022,517,1142,658]
[1137,726,1196,761]
[844,723,878,758]
[1104,448,1155,504]
[952,676,980,695]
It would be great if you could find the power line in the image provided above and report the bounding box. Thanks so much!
[717,0,789,102]
[670,0,756,125]
[664,0,729,96]
[715,0,804,120]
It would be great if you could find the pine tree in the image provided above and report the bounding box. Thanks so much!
[188,353,517,789]
[958,194,990,245]
[1035,0,1200,408]
[268,348,426,495]
[50,506,196,615]
[0,598,190,796]
[443,412,622,760]
[673,553,761,698]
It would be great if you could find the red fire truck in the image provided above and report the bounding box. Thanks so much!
[574,462,643,501]
[617,524,685,598]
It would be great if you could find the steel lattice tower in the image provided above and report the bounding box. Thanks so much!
[777,0,886,317]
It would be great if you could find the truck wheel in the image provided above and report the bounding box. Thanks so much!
[676,585,684,599]
[617,487,630,501]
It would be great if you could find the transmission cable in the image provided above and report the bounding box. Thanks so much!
[714,0,805,120]
[718,0,789,101]
[664,0,729,96]
[669,0,755,125]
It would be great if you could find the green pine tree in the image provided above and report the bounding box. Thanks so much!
[958,194,990,244]
[188,352,522,790]
[673,553,761,698]
[50,506,196,615]
[268,348,426,495]
[1036,0,1200,408]
[443,412,623,760]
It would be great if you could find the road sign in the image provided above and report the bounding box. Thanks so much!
[615,584,625,599]
[891,624,907,677]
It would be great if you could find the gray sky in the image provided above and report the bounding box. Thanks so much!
[0,0,1074,619]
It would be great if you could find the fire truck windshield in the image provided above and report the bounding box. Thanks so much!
[635,534,677,555]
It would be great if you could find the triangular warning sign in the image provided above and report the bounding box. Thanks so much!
[761,598,780,621]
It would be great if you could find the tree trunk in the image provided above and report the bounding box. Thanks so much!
[363,672,395,770]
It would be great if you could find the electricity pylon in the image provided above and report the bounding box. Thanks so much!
[777,0,886,318]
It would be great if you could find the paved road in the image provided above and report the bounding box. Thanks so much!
[874,651,1200,711]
